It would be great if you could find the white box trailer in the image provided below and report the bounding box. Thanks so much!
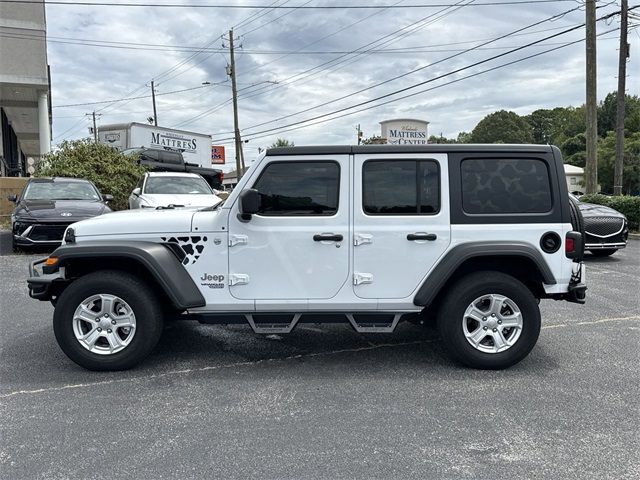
[98,122,212,168]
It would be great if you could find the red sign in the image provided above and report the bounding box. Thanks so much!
[211,146,225,164]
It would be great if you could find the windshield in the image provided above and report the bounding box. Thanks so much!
[144,176,213,195]
[23,181,101,201]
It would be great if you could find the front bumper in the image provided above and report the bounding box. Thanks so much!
[27,258,66,302]
[584,241,626,250]
[13,222,70,248]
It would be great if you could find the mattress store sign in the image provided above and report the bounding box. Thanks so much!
[380,118,429,145]
[150,131,197,153]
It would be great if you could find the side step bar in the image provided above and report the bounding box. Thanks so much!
[184,312,412,334]
[246,314,301,334]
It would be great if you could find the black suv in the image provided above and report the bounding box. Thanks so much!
[8,177,112,252]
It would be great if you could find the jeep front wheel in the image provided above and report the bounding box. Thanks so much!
[437,272,541,369]
[53,271,164,371]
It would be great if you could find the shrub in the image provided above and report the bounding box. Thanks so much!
[35,139,146,211]
[580,194,640,231]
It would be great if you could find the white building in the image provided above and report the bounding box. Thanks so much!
[564,164,585,194]
[0,0,51,176]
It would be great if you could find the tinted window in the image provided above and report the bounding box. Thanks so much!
[461,158,552,214]
[253,161,339,216]
[363,160,439,215]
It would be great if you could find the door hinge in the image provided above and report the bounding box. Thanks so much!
[354,233,373,246]
[353,272,373,285]
[229,274,250,286]
[229,234,248,247]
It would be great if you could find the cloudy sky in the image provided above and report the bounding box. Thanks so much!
[45,0,637,169]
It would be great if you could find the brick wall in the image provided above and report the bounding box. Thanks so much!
[0,177,28,217]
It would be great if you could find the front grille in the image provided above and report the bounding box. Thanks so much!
[27,224,68,242]
[584,216,624,237]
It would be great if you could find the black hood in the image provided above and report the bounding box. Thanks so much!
[14,200,109,222]
[577,201,625,219]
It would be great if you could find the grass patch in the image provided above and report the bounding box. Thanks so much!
[0,216,10,231]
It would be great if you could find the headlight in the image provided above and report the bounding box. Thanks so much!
[13,221,30,235]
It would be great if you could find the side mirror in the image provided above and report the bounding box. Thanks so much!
[132,188,141,197]
[7,194,17,203]
[238,188,260,222]
[102,194,114,202]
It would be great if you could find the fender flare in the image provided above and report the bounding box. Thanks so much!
[52,241,206,309]
[413,241,556,307]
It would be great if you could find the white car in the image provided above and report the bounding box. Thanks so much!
[129,172,222,209]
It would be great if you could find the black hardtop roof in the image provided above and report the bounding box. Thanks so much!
[266,144,554,156]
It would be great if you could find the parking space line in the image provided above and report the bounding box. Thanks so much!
[1,315,639,399]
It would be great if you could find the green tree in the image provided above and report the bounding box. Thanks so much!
[456,131,472,143]
[35,139,146,211]
[469,110,534,144]
[596,131,640,194]
[427,134,456,144]
[361,135,386,145]
[525,107,585,146]
[598,92,640,137]
[269,138,295,148]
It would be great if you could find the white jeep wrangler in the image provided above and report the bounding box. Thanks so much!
[28,145,586,371]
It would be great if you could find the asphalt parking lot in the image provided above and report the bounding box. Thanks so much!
[0,231,638,479]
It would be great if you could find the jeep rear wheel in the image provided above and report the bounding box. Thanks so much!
[53,271,164,371]
[437,272,541,369]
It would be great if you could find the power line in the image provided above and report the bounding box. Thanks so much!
[52,81,228,108]
[0,23,584,54]
[210,9,628,143]
[0,0,581,8]
[182,0,473,129]
[231,5,585,135]
[217,27,620,145]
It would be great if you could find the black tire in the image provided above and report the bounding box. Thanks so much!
[53,270,164,371]
[589,249,616,257]
[437,271,541,370]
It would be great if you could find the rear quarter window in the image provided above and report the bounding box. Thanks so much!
[461,158,552,214]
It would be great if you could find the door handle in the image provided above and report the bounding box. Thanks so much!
[313,233,343,242]
[407,233,437,241]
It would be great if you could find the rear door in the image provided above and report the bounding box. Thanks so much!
[352,153,451,299]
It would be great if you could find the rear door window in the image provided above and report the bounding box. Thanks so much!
[363,159,440,215]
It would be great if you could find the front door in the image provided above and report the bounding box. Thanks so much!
[352,153,451,299]
[228,156,350,301]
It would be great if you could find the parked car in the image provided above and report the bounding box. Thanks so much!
[123,147,223,190]
[128,172,222,209]
[571,194,628,256]
[8,177,112,252]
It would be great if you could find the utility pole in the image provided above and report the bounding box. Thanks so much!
[584,0,598,194]
[227,29,244,180]
[150,80,158,126]
[86,112,100,143]
[614,0,629,196]
[356,124,362,144]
